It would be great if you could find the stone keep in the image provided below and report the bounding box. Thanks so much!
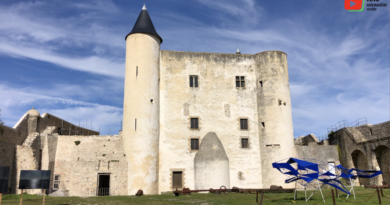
[122,5,295,194]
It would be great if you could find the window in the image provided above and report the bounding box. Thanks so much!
[190,75,198,87]
[278,99,282,106]
[236,76,245,87]
[53,175,60,190]
[135,119,137,131]
[260,81,263,87]
[172,171,183,189]
[57,127,62,135]
[241,138,249,148]
[190,118,199,129]
[261,122,265,128]
[191,138,199,150]
[240,119,248,130]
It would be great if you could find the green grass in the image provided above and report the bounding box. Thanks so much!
[1,187,389,205]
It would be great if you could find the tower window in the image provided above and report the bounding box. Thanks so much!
[261,122,265,128]
[236,76,245,87]
[53,175,60,190]
[240,119,248,130]
[136,66,138,77]
[190,75,198,87]
[241,138,249,148]
[191,138,199,150]
[190,118,199,129]
[278,100,282,106]
[260,81,263,87]
[135,119,137,131]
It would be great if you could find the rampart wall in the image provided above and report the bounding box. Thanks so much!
[329,121,390,186]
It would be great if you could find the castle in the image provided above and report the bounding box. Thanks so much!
[2,5,388,196]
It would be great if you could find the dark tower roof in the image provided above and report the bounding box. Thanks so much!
[125,5,163,43]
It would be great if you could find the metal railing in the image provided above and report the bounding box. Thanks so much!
[296,118,367,144]
[327,117,367,134]
[84,188,110,196]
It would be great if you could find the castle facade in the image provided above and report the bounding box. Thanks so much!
[0,5,345,196]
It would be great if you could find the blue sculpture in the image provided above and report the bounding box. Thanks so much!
[272,158,382,202]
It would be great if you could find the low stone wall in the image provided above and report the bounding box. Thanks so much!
[295,145,339,164]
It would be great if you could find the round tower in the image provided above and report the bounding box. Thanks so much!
[122,4,162,195]
[254,51,295,188]
[27,107,40,134]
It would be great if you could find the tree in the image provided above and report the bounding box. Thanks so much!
[0,109,4,135]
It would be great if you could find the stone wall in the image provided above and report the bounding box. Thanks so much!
[0,109,99,194]
[295,145,339,164]
[329,121,390,186]
[0,115,30,194]
[53,134,127,196]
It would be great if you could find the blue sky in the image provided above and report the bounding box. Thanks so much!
[0,0,389,137]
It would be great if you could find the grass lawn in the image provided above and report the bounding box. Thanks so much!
[1,187,389,205]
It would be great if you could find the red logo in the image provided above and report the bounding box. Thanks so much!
[345,0,363,10]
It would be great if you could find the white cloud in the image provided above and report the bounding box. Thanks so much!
[0,85,122,135]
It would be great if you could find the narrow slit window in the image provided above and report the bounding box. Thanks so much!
[260,81,263,87]
[274,144,280,147]
[266,144,272,147]
[190,75,199,87]
[135,119,137,131]
[241,138,249,148]
[236,76,245,87]
[191,138,199,150]
[190,118,199,129]
[283,102,286,106]
[240,119,248,130]
[278,100,282,106]
[261,122,265,128]
[136,66,138,77]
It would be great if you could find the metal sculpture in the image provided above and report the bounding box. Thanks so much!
[272,158,382,202]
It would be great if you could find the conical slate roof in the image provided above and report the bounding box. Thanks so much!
[125,5,163,43]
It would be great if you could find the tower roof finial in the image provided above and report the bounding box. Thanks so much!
[236,46,241,54]
[142,4,147,10]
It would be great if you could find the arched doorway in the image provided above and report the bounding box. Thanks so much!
[351,150,369,185]
[374,145,390,185]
